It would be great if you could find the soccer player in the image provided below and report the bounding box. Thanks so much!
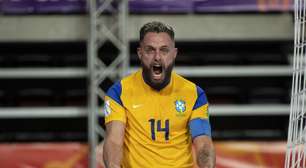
[103,21,215,168]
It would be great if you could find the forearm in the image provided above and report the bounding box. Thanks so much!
[193,136,216,168]
[103,139,123,168]
[196,143,216,168]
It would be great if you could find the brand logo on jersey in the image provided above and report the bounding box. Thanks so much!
[132,104,143,109]
[104,100,111,117]
[175,100,186,115]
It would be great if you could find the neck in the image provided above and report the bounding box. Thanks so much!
[142,72,171,91]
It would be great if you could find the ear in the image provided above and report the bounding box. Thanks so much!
[173,47,178,59]
[137,47,142,60]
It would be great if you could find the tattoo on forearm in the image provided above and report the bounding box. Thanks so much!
[197,144,216,168]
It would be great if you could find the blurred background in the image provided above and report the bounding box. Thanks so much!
[0,0,294,167]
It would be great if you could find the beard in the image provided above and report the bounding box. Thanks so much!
[141,61,174,91]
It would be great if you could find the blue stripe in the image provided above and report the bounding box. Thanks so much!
[192,86,208,110]
[106,81,123,106]
[189,118,211,139]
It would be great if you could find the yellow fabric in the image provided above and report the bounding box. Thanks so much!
[104,69,209,168]
[104,95,126,124]
[190,104,209,120]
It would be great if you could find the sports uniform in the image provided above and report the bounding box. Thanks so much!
[104,69,211,168]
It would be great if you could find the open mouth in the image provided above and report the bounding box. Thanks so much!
[153,65,162,75]
[152,64,163,80]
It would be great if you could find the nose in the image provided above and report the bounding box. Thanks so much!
[154,50,161,61]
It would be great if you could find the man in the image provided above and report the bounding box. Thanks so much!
[103,21,215,168]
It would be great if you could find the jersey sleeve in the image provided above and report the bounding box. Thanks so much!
[104,81,126,124]
[189,86,211,139]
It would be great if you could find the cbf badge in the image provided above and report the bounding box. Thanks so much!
[175,100,186,116]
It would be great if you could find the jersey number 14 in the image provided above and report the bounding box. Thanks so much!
[148,119,169,141]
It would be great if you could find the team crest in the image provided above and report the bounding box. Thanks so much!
[104,100,111,116]
[175,100,186,115]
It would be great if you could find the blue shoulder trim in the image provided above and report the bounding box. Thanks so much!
[189,118,211,139]
[192,86,208,110]
[106,81,123,106]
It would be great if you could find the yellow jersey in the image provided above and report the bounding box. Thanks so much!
[104,69,211,168]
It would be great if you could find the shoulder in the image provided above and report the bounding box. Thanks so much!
[174,72,207,92]
[121,70,140,88]
[106,71,140,105]
[173,72,196,90]
[173,72,208,109]
[173,72,204,95]
[193,85,208,109]
[106,81,123,106]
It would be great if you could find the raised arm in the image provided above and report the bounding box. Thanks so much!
[103,121,126,168]
[193,135,215,168]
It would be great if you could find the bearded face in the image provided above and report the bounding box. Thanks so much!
[137,32,177,90]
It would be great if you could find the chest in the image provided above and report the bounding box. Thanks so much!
[124,92,194,132]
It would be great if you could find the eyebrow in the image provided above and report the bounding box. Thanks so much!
[160,46,170,49]
[143,45,170,49]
